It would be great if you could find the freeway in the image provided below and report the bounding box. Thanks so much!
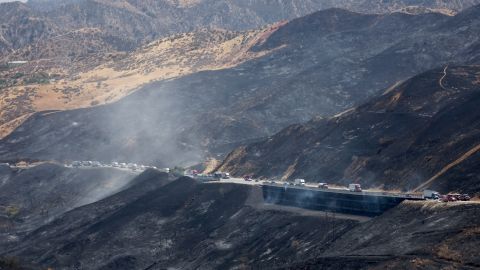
[204,177,424,200]
[0,161,167,175]
[2,161,423,200]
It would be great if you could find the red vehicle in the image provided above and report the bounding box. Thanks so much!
[448,195,458,202]
[440,194,458,202]
[450,194,462,200]
[447,193,471,201]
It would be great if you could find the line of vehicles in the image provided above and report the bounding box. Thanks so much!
[243,177,361,191]
[3,161,475,202]
[423,190,471,202]
[187,170,230,181]
[241,176,472,202]
[69,160,170,173]
[244,177,362,191]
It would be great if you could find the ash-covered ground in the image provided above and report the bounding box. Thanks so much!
[1,166,479,270]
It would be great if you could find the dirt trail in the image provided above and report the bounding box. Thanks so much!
[439,64,449,90]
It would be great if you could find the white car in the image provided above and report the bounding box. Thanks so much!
[318,183,329,189]
[71,161,81,167]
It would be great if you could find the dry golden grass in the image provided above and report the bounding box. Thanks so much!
[0,113,32,138]
[202,158,221,174]
[0,23,284,138]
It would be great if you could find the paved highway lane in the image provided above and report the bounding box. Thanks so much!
[205,177,424,199]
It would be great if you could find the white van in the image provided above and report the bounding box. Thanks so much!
[294,179,306,186]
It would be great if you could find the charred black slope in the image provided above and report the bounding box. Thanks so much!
[0,169,171,259]
[4,176,480,270]
[286,201,480,269]
[220,66,480,195]
[2,8,480,166]
[0,163,139,246]
[3,177,357,270]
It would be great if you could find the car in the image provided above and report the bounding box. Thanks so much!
[439,195,449,202]
[448,195,457,202]
[244,175,252,181]
[449,193,461,200]
[441,194,457,202]
[458,194,471,201]
[269,180,276,184]
[82,161,92,166]
[318,183,329,189]
[71,161,81,167]
[348,184,362,192]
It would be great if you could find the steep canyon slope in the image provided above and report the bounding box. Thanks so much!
[2,0,480,137]
[1,172,479,269]
[0,27,273,137]
[3,0,479,54]
[1,174,358,269]
[219,65,480,195]
[2,6,480,167]
[0,163,139,247]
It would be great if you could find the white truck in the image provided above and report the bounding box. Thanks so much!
[423,190,440,200]
[349,183,362,192]
[294,179,306,186]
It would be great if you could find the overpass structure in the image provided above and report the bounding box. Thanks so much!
[199,177,425,217]
[261,183,424,217]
